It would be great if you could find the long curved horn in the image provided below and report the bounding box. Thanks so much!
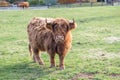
[45,18,47,23]
[69,18,74,23]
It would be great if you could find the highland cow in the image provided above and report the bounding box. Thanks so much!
[27,17,76,70]
[18,2,29,9]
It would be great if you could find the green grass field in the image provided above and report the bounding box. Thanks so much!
[0,6,120,80]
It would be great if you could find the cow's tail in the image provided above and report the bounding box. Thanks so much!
[29,44,32,56]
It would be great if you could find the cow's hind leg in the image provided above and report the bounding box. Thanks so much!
[33,49,44,65]
[29,44,32,56]
[33,55,36,63]
[29,44,36,63]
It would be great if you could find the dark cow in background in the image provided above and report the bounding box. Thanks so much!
[27,17,76,70]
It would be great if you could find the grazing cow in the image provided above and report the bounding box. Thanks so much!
[18,2,29,9]
[27,17,76,70]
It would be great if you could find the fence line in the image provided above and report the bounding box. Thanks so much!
[48,0,120,8]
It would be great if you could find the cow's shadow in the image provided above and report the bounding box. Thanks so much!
[0,61,57,80]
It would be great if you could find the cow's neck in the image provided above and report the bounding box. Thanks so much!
[55,42,65,54]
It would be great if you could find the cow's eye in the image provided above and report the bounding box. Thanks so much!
[62,24,68,29]
[52,23,57,32]
[54,25,57,29]
[52,23,57,27]
[62,25,68,31]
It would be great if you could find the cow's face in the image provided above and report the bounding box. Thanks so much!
[46,18,76,43]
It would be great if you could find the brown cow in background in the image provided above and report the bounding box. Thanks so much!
[27,17,76,70]
[18,2,29,9]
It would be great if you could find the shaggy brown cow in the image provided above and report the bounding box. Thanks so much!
[18,2,29,9]
[27,17,76,70]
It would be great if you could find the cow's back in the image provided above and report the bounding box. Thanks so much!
[18,2,29,8]
[27,17,54,51]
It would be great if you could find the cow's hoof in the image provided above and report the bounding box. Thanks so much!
[49,65,55,68]
[31,61,36,63]
[59,67,65,70]
[56,65,59,67]
[39,62,44,65]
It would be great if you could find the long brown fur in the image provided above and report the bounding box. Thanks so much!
[27,17,76,70]
[18,2,29,9]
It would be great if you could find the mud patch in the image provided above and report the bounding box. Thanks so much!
[85,49,120,59]
[71,73,120,80]
[109,74,120,77]
[71,73,94,80]
[104,36,120,43]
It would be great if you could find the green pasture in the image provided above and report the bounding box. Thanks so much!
[0,6,120,80]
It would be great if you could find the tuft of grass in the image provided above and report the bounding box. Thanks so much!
[0,6,120,80]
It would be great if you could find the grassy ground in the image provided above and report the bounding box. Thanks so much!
[0,6,120,80]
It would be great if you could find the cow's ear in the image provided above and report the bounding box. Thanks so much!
[69,19,76,30]
[46,19,53,30]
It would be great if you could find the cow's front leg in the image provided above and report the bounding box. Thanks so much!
[49,53,56,68]
[59,54,65,70]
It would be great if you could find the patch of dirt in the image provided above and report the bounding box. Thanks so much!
[71,73,94,80]
[84,49,120,59]
[109,74,120,76]
[109,74,120,77]
[104,36,120,43]
[71,73,120,80]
